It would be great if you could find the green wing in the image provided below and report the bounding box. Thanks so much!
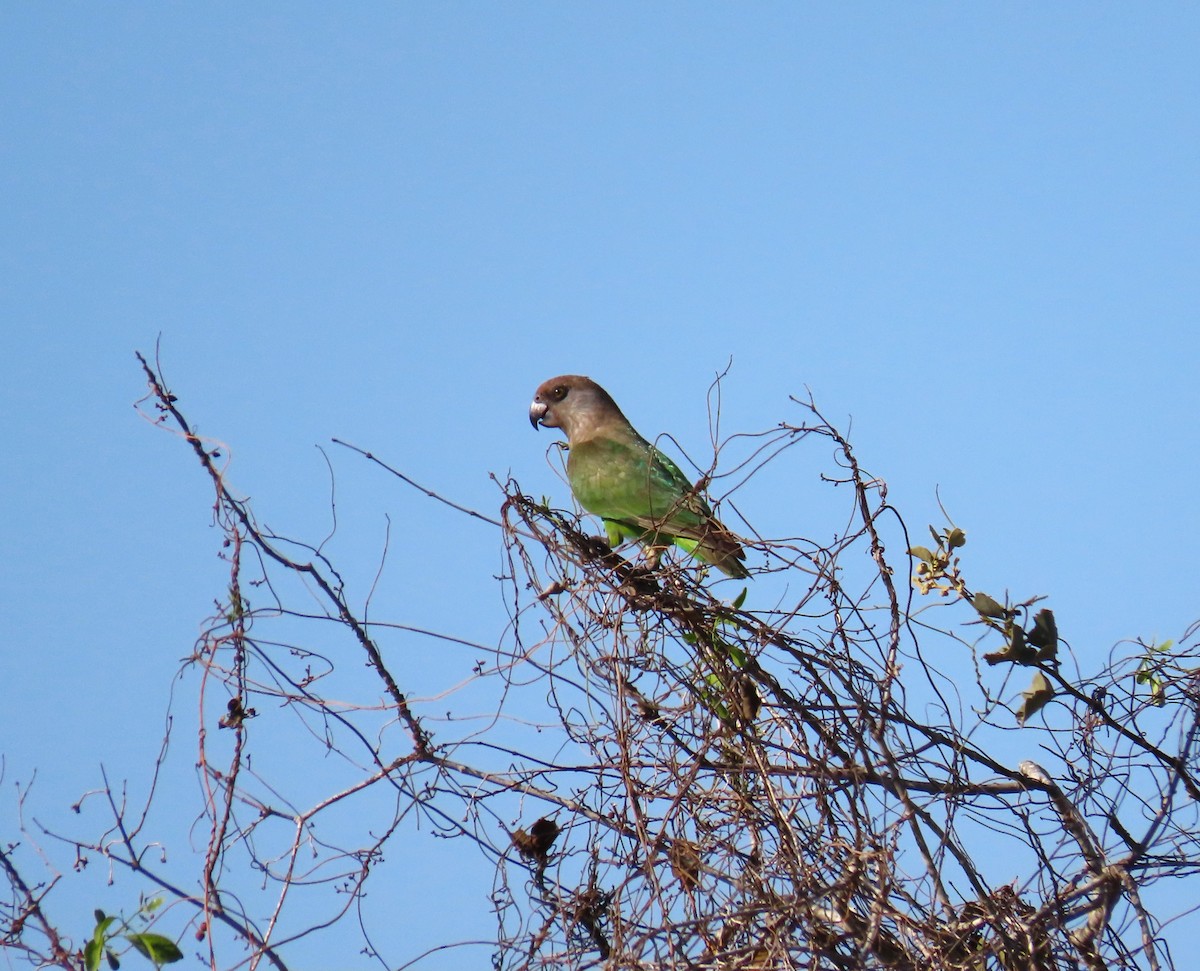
[567,436,711,540]
[565,433,749,577]
[568,435,749,577]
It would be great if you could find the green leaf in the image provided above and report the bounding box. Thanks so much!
[1017,672,1054,725]
[730,587,748,610]
[928,525,943,547]
[126,933,183,967]
[971,592,1008,619]
[719,638,748,669]
[698,673,733,724]
[94,910,108,925]
[84,939,103,971]
[92,916,117,943]
[946,527,966,549]
[908,545,935,565]
[1136,667,1167,706]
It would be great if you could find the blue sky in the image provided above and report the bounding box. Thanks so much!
[3,5,1198,968]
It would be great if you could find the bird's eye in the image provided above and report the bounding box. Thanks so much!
[552,385,567,400]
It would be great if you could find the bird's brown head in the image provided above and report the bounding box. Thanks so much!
[529,375,626,443]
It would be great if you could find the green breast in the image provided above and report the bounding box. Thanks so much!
[566,437,705,527]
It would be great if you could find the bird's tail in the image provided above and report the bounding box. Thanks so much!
[676,524,750,579]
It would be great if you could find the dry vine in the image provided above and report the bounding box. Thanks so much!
[2,353,1198,971]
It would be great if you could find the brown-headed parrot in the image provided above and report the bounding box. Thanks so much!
[529,375,750,578]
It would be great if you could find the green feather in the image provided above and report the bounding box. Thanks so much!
[566,435,747,577]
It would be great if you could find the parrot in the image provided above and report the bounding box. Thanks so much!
[529,374,750,578]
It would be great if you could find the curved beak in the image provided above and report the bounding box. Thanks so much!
[529,400,548,429]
